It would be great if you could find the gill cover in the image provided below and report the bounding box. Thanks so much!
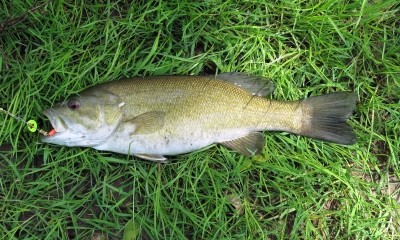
[41,88,124,147]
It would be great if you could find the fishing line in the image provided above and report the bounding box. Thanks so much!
[0,107,49,136]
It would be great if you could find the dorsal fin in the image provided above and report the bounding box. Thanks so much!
[216,73,275,97]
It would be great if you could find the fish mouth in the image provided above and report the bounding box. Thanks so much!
[41,109,67,139]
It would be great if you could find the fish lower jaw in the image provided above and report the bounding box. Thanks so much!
[42,111,68,134]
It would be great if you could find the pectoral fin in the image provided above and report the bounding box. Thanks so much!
[127,111,166,136]
[134,153,167,162]
[217,73,275,96]
[219,132,265,156]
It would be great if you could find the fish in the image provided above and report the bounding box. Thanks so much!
[41,73,357,162]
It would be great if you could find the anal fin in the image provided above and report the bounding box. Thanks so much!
[219,132,265,156]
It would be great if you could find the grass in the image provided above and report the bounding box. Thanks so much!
[0,0,399,239]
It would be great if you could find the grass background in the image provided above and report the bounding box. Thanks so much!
[0,0,399,239]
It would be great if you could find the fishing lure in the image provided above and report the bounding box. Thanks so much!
[0,107,53,136]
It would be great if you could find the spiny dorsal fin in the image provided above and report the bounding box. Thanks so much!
[216,73,275,97]
[219,132,265,156]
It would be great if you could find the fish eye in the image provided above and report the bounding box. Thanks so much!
[67,99,81,110]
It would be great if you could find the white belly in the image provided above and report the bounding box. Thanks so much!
[94,127,249,156]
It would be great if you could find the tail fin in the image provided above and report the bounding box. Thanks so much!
[300,92,357,145]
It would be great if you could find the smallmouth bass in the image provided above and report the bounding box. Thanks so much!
[41,73,357,161]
